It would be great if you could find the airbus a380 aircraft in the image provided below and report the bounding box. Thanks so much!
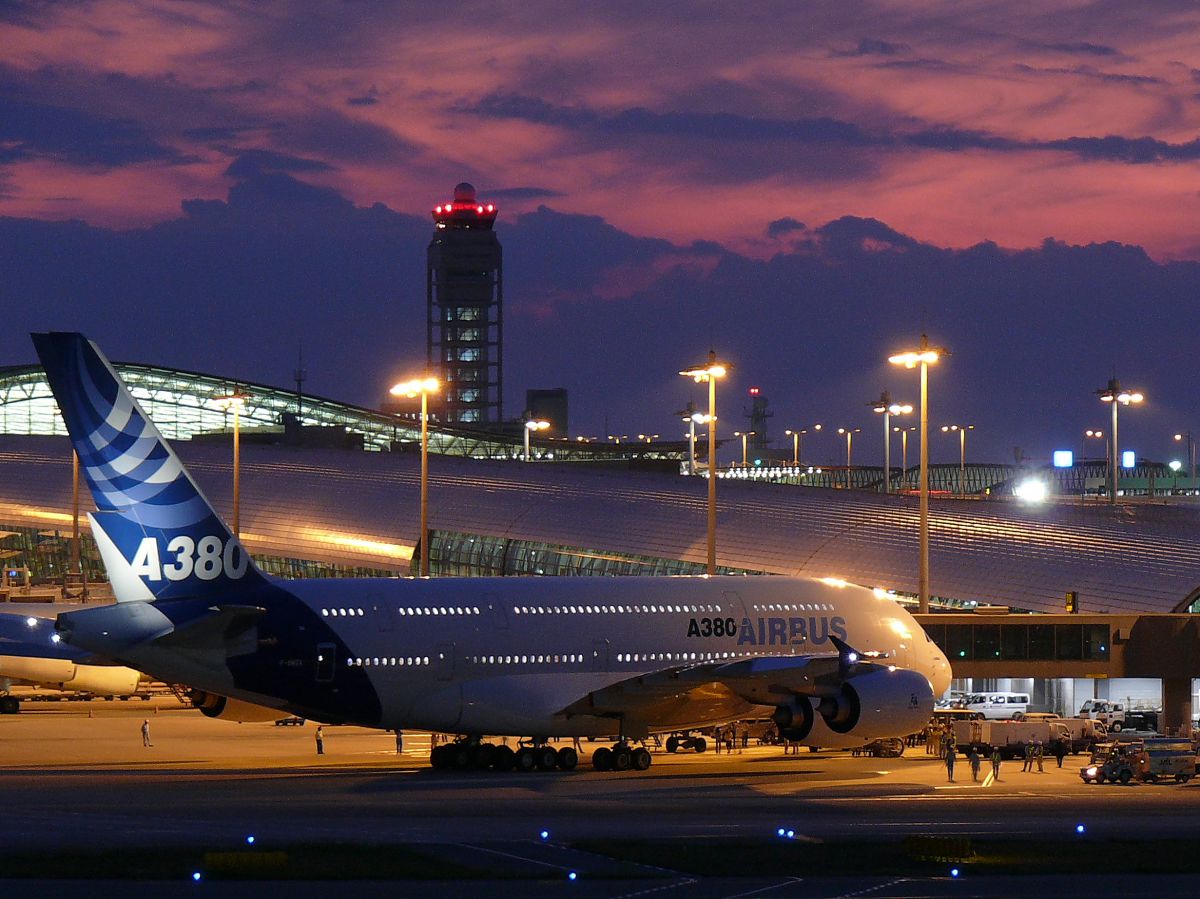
[33,332,951,773]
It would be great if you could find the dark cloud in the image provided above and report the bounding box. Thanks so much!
[1046,42,1120,57]
[466,92,1200,169]
[767,217,805,237]
[1014,63,1164,85]
[838,38,911,57]
[484,186,564,200]
[221,148,336,178]
[346,87,379,107]
[182,123,282,141]
[0,96,191,167]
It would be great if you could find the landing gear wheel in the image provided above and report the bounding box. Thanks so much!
[515,747,537,772]
[1119,769,1132,785]
[612,744,633,771]
[430,744,451,770]
[666,736,679,753]
[450,744,473,770]
[693,737,707,753]
[492,745,516,771]
[632,747,652,770]
[474,743,496,770]
[592,747,613,771]
[556,747,579,770]
[535,746,559,771]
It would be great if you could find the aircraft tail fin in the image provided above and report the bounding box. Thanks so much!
[32,332,265,602]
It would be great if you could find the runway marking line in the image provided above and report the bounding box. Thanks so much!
[833,877,910,898]
[718,877,803,898]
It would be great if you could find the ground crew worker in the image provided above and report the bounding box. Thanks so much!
[944,740,956,782]
[1022,741,1033,772]
[1035,739,1044,772]
[315,725,325,755]
[968,747,981,782]
[990,747,1001,781]
[141,719,153,748]
[1054,741,1067,768]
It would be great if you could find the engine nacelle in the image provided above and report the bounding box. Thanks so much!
[62,665,142,696]
[815,667,933,739]
[189,690,283,723]
[772,697,815,742]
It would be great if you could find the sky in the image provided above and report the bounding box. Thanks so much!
[2,1,1200,467]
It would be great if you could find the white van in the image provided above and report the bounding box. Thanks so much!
[965,691,1030,720]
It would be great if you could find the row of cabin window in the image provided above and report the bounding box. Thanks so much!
[350,656,430,667]
[617,650,754,662]
[751,603,835,612]
[322,607,482,618]
[512,603,722,616]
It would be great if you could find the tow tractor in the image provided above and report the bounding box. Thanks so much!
[1081,738,1196,784]
[1080,742,1138,784]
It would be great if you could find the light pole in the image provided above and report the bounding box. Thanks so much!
[890,334,948,614]
[734,430,756,467]
[836,427,861,488]
[391,376,440,576]
[784,424,821,467]
[872,392,912,494]
[686,412,710,475]
[523,418,550,462]
[213,392,248,539]
[1174,432,1196,487]
[680,351,730,576]
[894,425,917,486]
[1170,459,1183,492]
[940,424,975,496]
[1097,378,1143,505]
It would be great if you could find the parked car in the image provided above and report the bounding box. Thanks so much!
[274,716,305,726]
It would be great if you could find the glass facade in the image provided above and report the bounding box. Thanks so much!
[427,530,757,578]
[924,622,1110,663]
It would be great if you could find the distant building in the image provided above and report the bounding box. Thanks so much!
[427,182,502,425]
[525,388,568,437]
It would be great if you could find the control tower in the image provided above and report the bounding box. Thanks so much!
[427,182,502,425]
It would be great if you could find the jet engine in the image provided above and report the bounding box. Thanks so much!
[773,667,933,744]
[0,656,141,696]
[188,690,283,723]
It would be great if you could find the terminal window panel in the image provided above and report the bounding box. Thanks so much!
[927,623,1110,662]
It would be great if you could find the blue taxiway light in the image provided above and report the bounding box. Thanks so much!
[540,830,550,840]
[568,871,578,881]
[192,872,202,882]
[950,868,960,878]
[246,835,256,845]
[1076,824,1086,834]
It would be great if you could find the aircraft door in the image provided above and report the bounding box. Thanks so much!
[591,639,609,672]
[485,593,509,630]
[435,642,456,681]
[315,642,336,683]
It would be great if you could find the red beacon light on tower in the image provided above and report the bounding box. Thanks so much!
[431,182,498,230]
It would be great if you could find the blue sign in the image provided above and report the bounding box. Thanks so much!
[1052,450,1074,468]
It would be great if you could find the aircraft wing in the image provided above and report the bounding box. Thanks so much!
[0,608,145,696]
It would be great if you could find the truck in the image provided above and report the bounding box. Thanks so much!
[1022,714,1108,753]
[953,718,1072,760]
[1081,738,1195,784]
[1079,699,1125,730]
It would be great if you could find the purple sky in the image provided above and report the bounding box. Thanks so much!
[3,2,1200,466]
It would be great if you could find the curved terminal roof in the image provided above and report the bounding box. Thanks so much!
[0,363,680,462]
[3,435,1200,615]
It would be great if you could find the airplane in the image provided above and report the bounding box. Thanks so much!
[0,606,143,713]
[32,331,951,772]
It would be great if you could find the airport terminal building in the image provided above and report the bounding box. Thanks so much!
[4,361,1200,721]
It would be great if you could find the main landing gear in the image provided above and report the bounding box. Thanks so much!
[591,741,652,772]
[429,738,579,773]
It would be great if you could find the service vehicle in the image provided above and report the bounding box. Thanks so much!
[965,691,1030,719]
[1034,716,1109,753]
[1080,742,1139,784]
[1079,699,1125,730]
[1135,737,1195,783]
[953,718,1071,759]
